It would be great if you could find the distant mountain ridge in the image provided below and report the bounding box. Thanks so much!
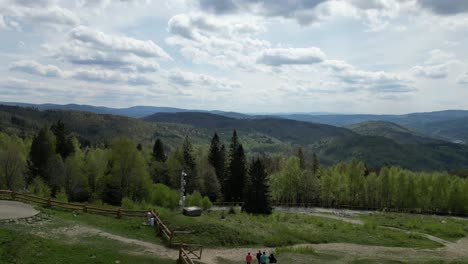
[0,102,250,119]
[346,121,444,145]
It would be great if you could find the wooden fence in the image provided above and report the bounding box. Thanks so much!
[0,190,148,218]
[150,209,175,244]
[178,243,203,264]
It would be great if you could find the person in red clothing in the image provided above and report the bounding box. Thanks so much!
[246,252,253,264]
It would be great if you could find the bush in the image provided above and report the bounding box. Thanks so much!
[185,191,203,207]
[150,184,179,209]
[28,177,51,198]
[201,197,212,210]
[121,197,136,209]
[55,187,68,203]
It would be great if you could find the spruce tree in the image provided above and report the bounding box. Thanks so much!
[152,138,166,162]
[225,130,246,202]
[29,127,56,184]
[312,153,320,176]
[297,147,306,169]
[208,133,225,186]
[51,120,74,159]
[182,136,197,193]
[243,158,271,214]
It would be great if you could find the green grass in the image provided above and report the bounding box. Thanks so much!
[359,213,468,241]
[155,208,441,248]
[0,226,174,264]
[41,208,163,245]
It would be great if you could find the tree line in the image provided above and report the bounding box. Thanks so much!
[0,122,467,215]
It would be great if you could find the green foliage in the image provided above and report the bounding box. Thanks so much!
[65,150,90,202]
[243,158,271,214]
[150,183,180,209]
[0,133,27,190]
[28,177,51,198]
[55,187,68,202]
[152,138,166,162]
[208,133,225,188]
[225,130,246,202]
[201,196,213,210]
[28,127,56,183]
[50,120,75,159]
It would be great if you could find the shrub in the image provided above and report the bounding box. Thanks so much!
[150,184,179,209]
[185,191,203,207]
[55,187,68,203]
[201,197,213,210]
[28,177,51,198]
[121,197,136,209]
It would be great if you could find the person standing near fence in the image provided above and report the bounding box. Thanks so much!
[256,250,262,264]
[260,252,268,264]
[246,252,252,264]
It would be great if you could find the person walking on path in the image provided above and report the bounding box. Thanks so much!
[268,253,277,263]
[256,251,262,264]
[260,252,268,264]
[246,252,252,264]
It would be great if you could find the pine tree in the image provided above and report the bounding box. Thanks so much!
[243,158,271,214]
[312,153,320,176]
[152,138,166,162]
[29,127,56,184]
[51,120,74,160]
[297,147,305,169]
[225,130,246,202]
[208,133,225,186]
[182,136,198,193]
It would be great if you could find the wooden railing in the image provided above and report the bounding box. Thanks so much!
[0,190,148,218]
[179,243,203,264]
[150,210,175,244]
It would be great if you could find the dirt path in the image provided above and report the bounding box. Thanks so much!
[45,223,468,264]
[0,200,39,220]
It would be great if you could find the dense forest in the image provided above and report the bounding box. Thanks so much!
[0,120,467,216]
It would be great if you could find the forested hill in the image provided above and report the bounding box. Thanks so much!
[144,112,355,145]
[144,112,468,171]
[3,105,468,171]
[346,121,444,145]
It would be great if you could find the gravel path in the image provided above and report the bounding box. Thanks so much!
[0,200,39,220]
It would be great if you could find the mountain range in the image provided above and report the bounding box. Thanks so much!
[2,102,468,171]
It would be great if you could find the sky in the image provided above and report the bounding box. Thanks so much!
[1,0,468,114]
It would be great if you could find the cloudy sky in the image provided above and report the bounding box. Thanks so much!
[1,0,468,114]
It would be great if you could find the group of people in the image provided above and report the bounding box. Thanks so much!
[246,251,277,264]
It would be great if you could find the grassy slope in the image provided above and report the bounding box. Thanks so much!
[0,226,174,264]
[155,208,440,249]
[359,213,468,241]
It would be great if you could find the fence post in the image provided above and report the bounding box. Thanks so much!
[47,198,52,208]
[117,208,122,219]
[11,191,16,200]
[83,205,88,213]
[170,230,175,244]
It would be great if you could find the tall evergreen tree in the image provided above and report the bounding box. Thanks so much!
[182,136,198,193]
[29,127,56,184]
[243,158,271,214]
[208,133,225,185]
[225,130,246,202]
[152,138,166,162]
[312,153,320,176]
[51,120,74,159]
[297,147,306,169]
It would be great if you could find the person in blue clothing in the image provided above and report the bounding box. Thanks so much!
[260,252,268,264]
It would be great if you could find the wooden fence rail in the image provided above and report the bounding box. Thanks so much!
[179,243,203,264]
[150,210,175,244]
[0,190,148,219]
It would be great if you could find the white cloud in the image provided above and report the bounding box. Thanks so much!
[10,60,66,78]
[458,73,468,84]
[9,59,155,86]
[257,47,326,66]
[69,26,170,59]
[411,64,448,79]
[0,1,79,31]
[168,68,241,92]
[166,13,269,70]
